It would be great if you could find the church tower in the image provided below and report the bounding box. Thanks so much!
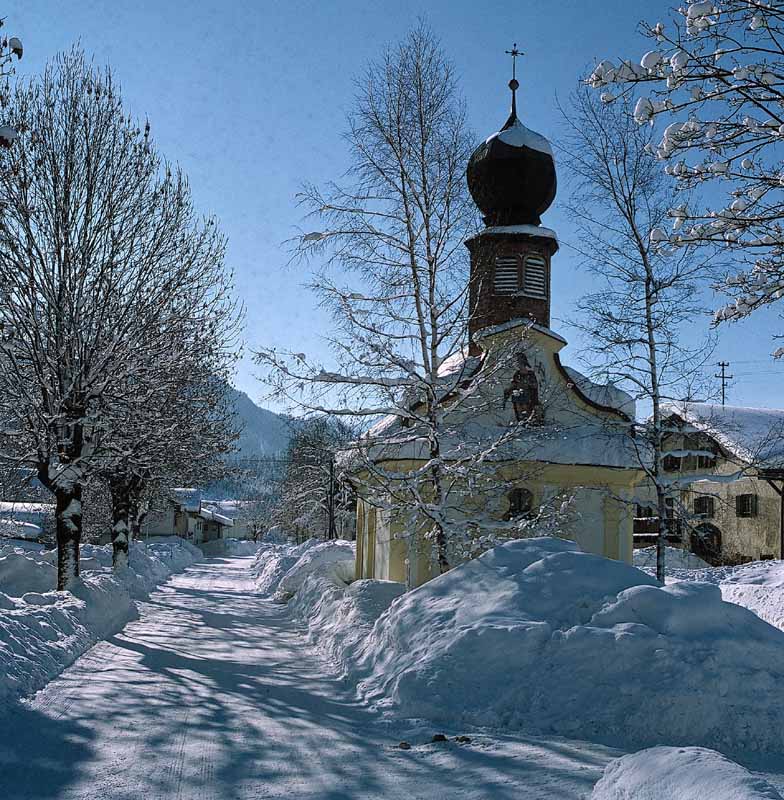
[465,47,558,348]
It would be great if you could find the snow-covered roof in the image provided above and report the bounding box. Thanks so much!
[366,348,481,439]
[0,519,43,539]
[354,419,640,471]
[563,367,635,419]
[487,118,554,156]
[199,507,234,527]
[0,501,53,516]
[481,224,558,241]
[666,403,784,468]
[473,319,567,345]
[171,488,202,513]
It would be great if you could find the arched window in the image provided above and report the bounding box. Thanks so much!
[506,487,533,520]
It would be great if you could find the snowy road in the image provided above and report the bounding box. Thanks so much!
[0,556,626,799]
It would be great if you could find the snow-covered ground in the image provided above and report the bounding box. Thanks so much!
[284,536,784,753]
[3,547,784,797]
[0,555,633,800]
[638,551,784,632]
[0,537,201,704]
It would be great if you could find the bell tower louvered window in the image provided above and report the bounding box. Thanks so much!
[494,256,519,294]
[522,254,547,298]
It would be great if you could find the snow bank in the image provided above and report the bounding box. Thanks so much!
[0,536,202,705]
[274,540,356,602]
[251,539,319,596]
[659,559,784,633]
[338,537,784,752]
[633,545,710,570]
[591,746,782,800]
[200,538,261,557]
[290,576,405,670]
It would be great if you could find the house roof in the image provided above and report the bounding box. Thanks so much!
[665,402,784,468]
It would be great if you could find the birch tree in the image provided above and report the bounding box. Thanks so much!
[256,25,541,575]
[560,88,716,581]
[587,0,784,342]
[0,50,237,588]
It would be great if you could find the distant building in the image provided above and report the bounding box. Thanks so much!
[143,489,235,544]
[636,404,784,565]
[0,501,54,543]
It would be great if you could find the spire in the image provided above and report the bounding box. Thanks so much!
[503,43,523,129]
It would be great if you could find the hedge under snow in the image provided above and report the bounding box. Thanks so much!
[291,536,784,752]
[0,537,202,705]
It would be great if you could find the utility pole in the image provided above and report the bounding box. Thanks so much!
[714,361,733,407]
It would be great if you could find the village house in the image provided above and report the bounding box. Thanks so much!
[349,77,646,588]
[143,488,235,545]
[637,403,784,565]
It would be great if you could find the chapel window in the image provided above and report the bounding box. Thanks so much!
[506,487,533,520]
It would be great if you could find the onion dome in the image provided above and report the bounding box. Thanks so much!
[467,77,557,227]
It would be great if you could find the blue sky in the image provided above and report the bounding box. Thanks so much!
[6,0,784,411]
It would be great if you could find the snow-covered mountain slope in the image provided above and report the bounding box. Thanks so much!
[225,385,292,458]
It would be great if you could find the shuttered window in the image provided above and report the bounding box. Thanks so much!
[523,255,548,298]
[694,496,715,518]
[494,256,519,294]
[736,493,758,518]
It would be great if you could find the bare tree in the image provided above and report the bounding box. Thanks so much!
[0,50,237,588]
[271,417,356,541]
[256,25,544,575]
[560,88,716,581]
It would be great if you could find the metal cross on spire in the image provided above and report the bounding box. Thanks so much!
[505,43,524,117]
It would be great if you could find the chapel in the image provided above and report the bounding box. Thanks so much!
[352,60,644,588]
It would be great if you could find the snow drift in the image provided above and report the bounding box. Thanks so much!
[295,537,784,752]
[633,545,710,570]
[0,537,202,705]
[653,558,784,633]
[252,539,355,600]
[291,577,405,668]
[274,540,355,601]
[591,746,782,800]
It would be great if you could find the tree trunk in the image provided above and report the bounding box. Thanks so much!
[109,479,132,570]
[655,485,668,584]
[55,485,83,591]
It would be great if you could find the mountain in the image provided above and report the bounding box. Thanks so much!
[225,385,292,459]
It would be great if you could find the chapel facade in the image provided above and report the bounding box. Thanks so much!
[351,68,645,588]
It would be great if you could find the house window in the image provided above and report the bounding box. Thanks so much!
[697,451,716,470]
[506,487,533,520]
[522,254,547,298]
[662,454,681,472]
[736,493,758,518]
[494,256,518,295]
[636,504,656,518]
[693,496,715,518]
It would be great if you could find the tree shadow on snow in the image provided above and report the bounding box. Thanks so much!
[0,701,96,800]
